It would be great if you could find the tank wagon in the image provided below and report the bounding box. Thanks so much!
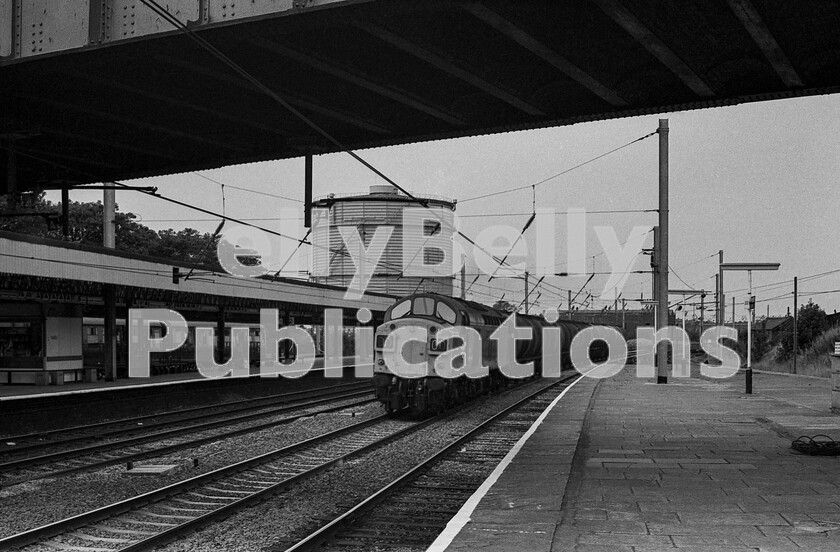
[372,293,604,415]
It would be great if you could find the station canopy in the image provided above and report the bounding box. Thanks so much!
[1,0,839,192]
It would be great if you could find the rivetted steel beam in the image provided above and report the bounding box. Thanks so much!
[591,0,715,97]
[250,37,467,127]
[154,54,393,136]
[462,2,627,107]
[2,0,359,62]
[726,0,803,88]
[356,21,545,116]
[0,0,22,58]
[88,0,111,46]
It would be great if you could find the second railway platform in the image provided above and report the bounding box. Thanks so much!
[430,368,840,552]
[0,356,371,401]
[0,357,372,435]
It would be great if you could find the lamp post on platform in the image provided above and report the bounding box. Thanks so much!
[719,263,780,394]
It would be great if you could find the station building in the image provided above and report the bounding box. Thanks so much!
[0,231,395,385]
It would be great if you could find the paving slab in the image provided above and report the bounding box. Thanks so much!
[432,367,840,551]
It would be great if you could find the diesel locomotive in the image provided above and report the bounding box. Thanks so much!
[372,293,600,415]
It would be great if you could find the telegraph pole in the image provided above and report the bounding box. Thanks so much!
[656,119,669,384]
[622,299,626,332]
[717,250,724,324]
[103,185,117,382]
[567,289,572,319]
[793,276,798,374]
[747,270,753,393]
[615,297,619,327]
[524,271,530,315]
[651,226,659,335]
[460,255,466,300]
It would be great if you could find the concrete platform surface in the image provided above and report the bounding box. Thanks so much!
[0,356,368,401]
[433,368,840,552]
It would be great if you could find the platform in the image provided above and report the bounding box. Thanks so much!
[0,356,369,401]
[0,356,373,436]
[432,367,840,552]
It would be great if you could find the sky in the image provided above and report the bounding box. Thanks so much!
[49,93,840,321]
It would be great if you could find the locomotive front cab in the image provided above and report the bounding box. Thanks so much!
[372,294,464,413]
[373,296,463,376]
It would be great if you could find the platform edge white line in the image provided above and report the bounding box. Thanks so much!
[425,374,585,552]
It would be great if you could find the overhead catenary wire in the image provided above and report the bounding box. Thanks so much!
[459,130,657,204]
[193,172,303,203]
[137,218,299,223]
[487,212,535,282]
[272,227,312,282]
[137,0,415,204]
[145,209,668,220]
[669,264,698,291]
[13,2,662,307]
[6,141,656,310]
[488,184,538,282]
[4,143,485,289]
[673,252,718,271]
[598,251,644,298]
[183,219,226,282]
[727,267,840,296]
[4,150,473,287]
[554,228,653,271]
[0,144,314,248]
[41,0,663,296]
[458,209,656,218]
[137,0,517,277]
[754,288,840,304]
[7,158,652,310]
[1,163,549,305]
[723,268,840,313]
[569,274,595,309]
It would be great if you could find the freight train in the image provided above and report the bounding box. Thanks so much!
[372,293,605,415]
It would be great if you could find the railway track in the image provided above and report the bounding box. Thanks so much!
[0,382,368,455]
[0,384,374,485]
[280,375,579,552]
[0,376,577,551]
[0,413,433,551]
